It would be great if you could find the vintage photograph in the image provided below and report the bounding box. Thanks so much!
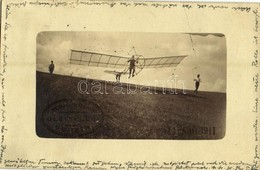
[36,32,226,139]
[1,0,259,168]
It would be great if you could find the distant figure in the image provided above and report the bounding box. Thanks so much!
[116,72,121,82]
[194,74,201,93]
[128,55,138,78]
[49,61,55,74]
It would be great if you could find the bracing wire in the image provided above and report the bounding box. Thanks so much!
[189,35,198,78]
[189,35,198,70]
[183,6,199,77]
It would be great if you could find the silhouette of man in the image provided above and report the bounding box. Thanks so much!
[128,55,138,78]
[49,61,55,74]
[194,74,201,93]
[116,72,121,82]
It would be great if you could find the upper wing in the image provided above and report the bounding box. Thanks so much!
[138,55,188,68]
[69,50,129,68]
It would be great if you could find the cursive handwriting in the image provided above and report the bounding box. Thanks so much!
[232,6,251,12]
[2,44,8,75]
[253,8,259,32]
[208,5,228,10]
[197,4,207,9]
[253,36,258,45]
[252,98,258,113]
[252,7,259,170]
[253,73,259,92]
[1,6,9,165]
[5,5,11,19]
[1,109,5,123]
[4,0,253,12]
[3,159,259,169]
[252,50,258,67]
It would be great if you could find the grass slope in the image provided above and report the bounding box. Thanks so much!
[36,71,226,139]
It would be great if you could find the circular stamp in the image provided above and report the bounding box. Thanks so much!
[42,98,103,137]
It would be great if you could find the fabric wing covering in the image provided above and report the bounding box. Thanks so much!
[69,49,187,68]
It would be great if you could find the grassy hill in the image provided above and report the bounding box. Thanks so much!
[36,71,226,139]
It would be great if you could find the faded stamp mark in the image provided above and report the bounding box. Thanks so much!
[41,98,104,137]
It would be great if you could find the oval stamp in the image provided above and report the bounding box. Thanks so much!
[42,98,103,137]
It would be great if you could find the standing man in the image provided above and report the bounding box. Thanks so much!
[128,55,138,78]
[194,74,201,93]
[49,60,55,74]
[116,72,122,82]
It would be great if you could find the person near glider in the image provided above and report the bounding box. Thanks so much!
[116,72,122,82]
[128,55,138,78]
[49,60,55,74]
[194,74,201,93]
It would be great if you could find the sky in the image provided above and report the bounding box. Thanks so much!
[36,32,226,93]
